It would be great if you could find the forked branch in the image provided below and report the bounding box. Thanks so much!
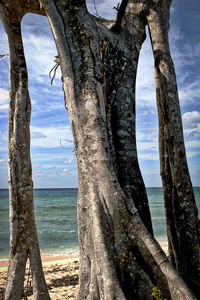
[111,0,129,32]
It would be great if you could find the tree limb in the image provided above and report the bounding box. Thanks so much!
[111,0,129,32]
[0,54,8,58]
[70,0,86,8]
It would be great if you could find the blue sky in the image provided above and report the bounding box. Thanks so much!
[0,0,199,188]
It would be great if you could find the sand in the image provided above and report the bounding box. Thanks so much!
[0,255,79,300]
[0,239,168,299]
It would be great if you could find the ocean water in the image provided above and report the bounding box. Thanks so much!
[0,187,199,259]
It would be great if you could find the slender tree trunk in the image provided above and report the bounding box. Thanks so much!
[109,14,153,236]
[146,1,200,296]
[42,0,196,298]
[0,3,50,300]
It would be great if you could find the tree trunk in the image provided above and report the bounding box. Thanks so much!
[0,3,50,300]
[41,0,196,298]
[146,0,200,296]
[1,0,198,298]
[109,8,153,236]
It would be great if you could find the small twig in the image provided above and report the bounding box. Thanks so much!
[50,64,60,85]
[92,0,104,19]
[49,55,60,85]
[63,138,74,144]
[93,0,98,16]
[0,54,8,59]
[113,3,120,11]
[60,139,74,151]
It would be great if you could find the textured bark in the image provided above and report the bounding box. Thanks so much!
[1,0,198,299]
[41,0,195,299]
[0,2,49,300]
[146,0,200,296]
[109,4,153,236]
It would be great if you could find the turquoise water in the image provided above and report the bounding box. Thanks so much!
[0,188,199,258]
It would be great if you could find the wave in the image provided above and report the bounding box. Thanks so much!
[0,258,8,262]
[41,248,79,257]
[38,229,77,234]
[37,203,76,208]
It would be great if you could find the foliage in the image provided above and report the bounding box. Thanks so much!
[151,287,167,300]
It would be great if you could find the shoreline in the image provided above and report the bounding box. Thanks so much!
[0,239,168,299]
[0,238,168,271]
[0,254,79,271]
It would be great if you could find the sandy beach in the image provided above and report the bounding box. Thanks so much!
[0,255,79,300]
[0,239,168,299]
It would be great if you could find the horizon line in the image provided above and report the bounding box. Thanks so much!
[0,186,199,190]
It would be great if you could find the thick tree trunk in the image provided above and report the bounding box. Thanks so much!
[2,0,198,298]
[146,0,200,296]
[42,0,196,299]
[0,3,49,300]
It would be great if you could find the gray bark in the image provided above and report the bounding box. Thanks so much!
[1,0,198,299]
[41,0,196,298]
[0,2,49,299]
[146,0,200,296]
[109,4,153,235]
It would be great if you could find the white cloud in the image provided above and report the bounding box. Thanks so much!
[31,131,47,139]
[0,159,6,166]
[63,169,69,173]
[137,128,158,142]
[136,24,200,111]
[170,27,200,68]
[64,159,72,164]
[137,141,158,150]
[31,99,36,105]
[185,140,200,149]
[142,109,156,116]
[22,31,58,79]
[185,150,200,158]
[32,153,75,162]
[0,103,8,110]
[136,32,156,109]
[33,164,57,170]
[168,26,200,107]
[138,153,159,161]
[182,111,200,128]
[30,125,73,148]
[0,22,8,54]
[185,131,200,139]
[179,81,200,106]
[0,87,9,110]
[182,111,200,142]
[21,15,62,96]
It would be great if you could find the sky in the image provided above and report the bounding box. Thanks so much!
[0,0,200,188]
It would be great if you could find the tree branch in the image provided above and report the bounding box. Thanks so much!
[92,0,98,16]
[111,0,129,32]
[70,0,86,8]
[0,54,8,58]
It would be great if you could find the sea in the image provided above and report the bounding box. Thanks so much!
[0,187,200,259]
